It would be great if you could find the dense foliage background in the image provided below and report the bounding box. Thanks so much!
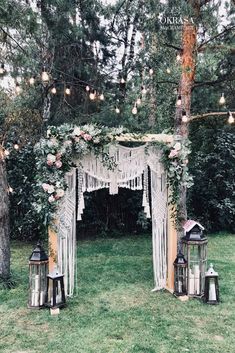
[0,0,235,239]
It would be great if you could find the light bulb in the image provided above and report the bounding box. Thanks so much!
[51,86,57,94]
[41,67,49,82]
[141,86,147,95]
[8,186,13,193]
[29,77,35,85]
[115,107,120,114]
[120,77,125,84]
[86,85,90,91]
[182,111,188,123]
[0,64,5,74]
[89,92,95,100]
[176,54,181,62]
[132,105,137,115]
[15,83,21,95]
[4,149,10,157]
[14,143,19,150]
[136,98,141,106]
[219,93,225,105]
[149,68,154,76]
[228,112,234,124]
[99,93,105,101]
[65,86,71,95]
[166,68,171,74]
[176,95,182,106]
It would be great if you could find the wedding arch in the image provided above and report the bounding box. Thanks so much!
[34,124,178,298]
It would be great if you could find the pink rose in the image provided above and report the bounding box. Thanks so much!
[42,183,50,192]
[83,133,92,141]
[48,195,55,203]
[169,149,179,159]
[56,152,62,160]
[55,160,62,169]
[47,160,53,166]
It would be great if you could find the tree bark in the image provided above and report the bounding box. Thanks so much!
[175,21,198,238]
[0,149,10,279]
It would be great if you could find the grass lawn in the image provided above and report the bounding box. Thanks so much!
[0,233,235,353]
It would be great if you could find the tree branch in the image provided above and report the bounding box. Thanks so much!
[194,76,235,88]
[198,25,235,51]
[190,111,235,121]
[164,43,182,51]
[0,27,27,55]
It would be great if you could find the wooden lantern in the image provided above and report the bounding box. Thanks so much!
[45,268,66,309]
[182,220,208,297]
[204,263,219,304]
[174,252,187,296]
[28,242,48,309]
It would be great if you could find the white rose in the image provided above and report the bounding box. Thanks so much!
[48,195,55,203]
[72,127,81,136]
[47,153,56,163]
[47,185,55,194]
[174,142,181,151]
[56,188,65,198]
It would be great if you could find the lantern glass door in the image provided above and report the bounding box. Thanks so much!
[45,274,66,309]
[175,267,187,295]
[29,261,48,308]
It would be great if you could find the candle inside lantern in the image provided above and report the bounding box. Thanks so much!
[189,269,194,295]
[209,278,216,301]
[194,265,200,295]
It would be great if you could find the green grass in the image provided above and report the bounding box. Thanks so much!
[1,233,235,353]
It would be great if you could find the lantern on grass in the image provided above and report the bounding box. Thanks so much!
[45,268,66,309]
[28,242,48,309]
[174,252,187,296]
[204,264,219,304]
[182,220,208,297]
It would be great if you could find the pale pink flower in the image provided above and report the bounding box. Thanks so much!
[56,188,65,198]
[42,183,50,192]
[47,160,54,166]
[169,149,179,159]
[55,160,62,169]
[83,133,92,141]
[174,142,181,151]
[56,152,62,160]
[63,140,72,147]
[74,136,80,142]
[47,153,56,163]
[48,195,55,203]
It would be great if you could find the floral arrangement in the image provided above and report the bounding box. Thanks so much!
[161,137,194,226]
[34,123,192,231]
[33,124,124,228]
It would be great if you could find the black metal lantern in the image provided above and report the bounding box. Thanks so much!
[45,268,66,309]
[204,264,219,304]
[28,242,48,309]
[174,252,187,296]
[182,220,208,297]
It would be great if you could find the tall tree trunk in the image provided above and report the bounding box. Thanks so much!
[0,150,10,279]
[175,21,198,239]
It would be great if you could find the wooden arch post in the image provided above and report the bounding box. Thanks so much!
[47,133,177,292]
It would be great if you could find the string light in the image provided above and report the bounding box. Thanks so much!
[176,95,182,106]
[15,83,22,95]
[228,111,234,124]
[99,93,105,101]
[8,186,13,193]
[219,93,225,105]
[120,77,125,84]
[182,110,188,123]
[176,54,181,62]
[136,98,141,106]
[141,85,147,95]
[65,86,71,95]
[166,68,171,74]
[149,68,154,76]
[132,104,137,115]
[0,63,5,74]
[29,76,35,85]
[41,67,49,83]
[51,85,57,94]
[89,90,95,100]
[86,85,90,92]
[115,107,120,114]
[13,143,19,150]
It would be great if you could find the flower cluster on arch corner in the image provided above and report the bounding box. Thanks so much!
[33,124,124,228]
[161,138,194,224]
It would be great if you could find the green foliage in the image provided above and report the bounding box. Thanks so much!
[188,123,235,232]
[1,233,235,352]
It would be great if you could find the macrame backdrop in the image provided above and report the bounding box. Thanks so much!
[57,144,168,296]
